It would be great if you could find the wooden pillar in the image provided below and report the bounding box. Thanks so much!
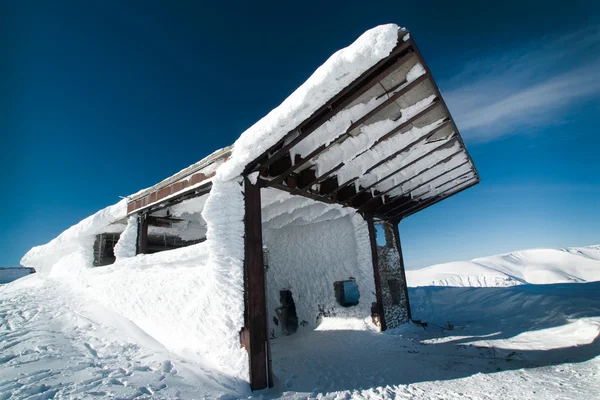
[392,219,412,321]
[243,177,269,390]
[136,213,148,255]
[366,216,387,331]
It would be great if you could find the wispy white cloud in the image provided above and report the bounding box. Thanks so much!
[442,27,600,141]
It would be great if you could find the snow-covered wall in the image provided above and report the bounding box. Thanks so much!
[263,214,376,336]
[19,189,250,380]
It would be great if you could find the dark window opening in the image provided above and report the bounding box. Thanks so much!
[334,280,360,307]
[93,233,120,267]
[275,290,298,335]
[388,279,402,305]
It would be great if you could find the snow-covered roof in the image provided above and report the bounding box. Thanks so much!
[127,24,479,220]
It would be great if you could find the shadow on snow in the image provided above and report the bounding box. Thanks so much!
[263,282,600,396]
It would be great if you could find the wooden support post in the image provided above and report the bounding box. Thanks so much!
[392,220,412,321]
[136,213,148,254]
[243,177,269,391]
[366,216,387,331]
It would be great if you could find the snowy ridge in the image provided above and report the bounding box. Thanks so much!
[407,245,600,287]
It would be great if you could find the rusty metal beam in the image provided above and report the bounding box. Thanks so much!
[366,194,413,217]
[136,214,148,255]
[343,136,458,205]
[302,118,451,194]
[392,221,412,320]
[366,216,387,331]
[243,177,269,390]
[433,170,474,190]
[132,182,213,216]
[361,154,468,215]
[267,181,336,204]
[267,85,441,191]
[245,41,415,175]
[344,73,429,135]
[386,177,479,221]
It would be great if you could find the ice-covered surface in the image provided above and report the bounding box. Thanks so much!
[407,245,600,287]
[264,215,376,337]
[113,216,137,261]
[2,251,599,399]
[309,95,437,177]
[290,62,426,162]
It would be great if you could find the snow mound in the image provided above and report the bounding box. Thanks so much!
[407,245,600,287]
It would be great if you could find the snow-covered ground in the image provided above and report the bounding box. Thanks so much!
[407,245,600,287]
[1,245,599,399]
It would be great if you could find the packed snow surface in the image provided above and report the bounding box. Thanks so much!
[407,246,600,287]
[3,245,599,399]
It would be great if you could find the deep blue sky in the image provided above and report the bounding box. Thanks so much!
[2,1,599,268]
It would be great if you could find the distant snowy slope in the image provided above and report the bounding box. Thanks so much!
[0,267,35,284]
[407,246,600,287]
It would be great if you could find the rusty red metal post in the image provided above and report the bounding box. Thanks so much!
[366,216,387,331]
[136,213,148,255]
[392,219,412,321]
[243,177,269,390]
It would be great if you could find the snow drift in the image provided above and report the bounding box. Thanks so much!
[407,245,600,287]
[2,259,599,398]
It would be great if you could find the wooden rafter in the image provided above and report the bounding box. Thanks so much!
[360,155,469,214]
[385,177,479,220]
[301,118,452,193]
[267,86,441,189]
[342,136,459,205]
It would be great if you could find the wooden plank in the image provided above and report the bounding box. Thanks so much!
[266,87,441,190]
[343,136,458,205]
[268,181,336,204]
[392,221,412,321]
[364,154,468,216]
[366,216,387,331]
[344,73,429,135]
[387,177,479,221]
[303,118,451,193]
[243,177,269,390]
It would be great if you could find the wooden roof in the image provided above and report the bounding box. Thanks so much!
[244,31,479,221]
[127,30,478,221]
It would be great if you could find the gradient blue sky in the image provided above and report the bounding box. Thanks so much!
[2,1,599,268]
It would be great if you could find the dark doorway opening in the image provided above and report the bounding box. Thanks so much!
[275,290,298,336]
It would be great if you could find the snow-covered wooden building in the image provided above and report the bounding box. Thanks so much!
[22,24,478,390]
